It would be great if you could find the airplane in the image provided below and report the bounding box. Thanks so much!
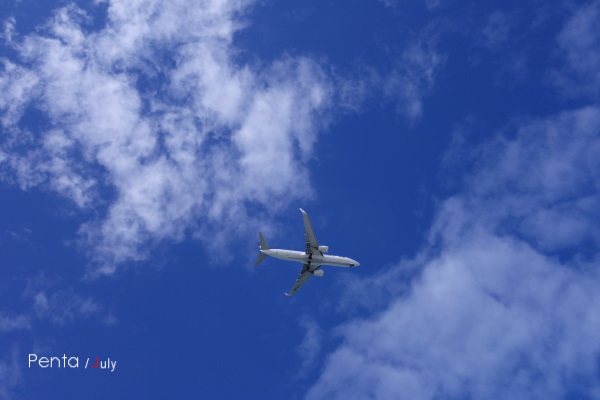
[254,208,359,296]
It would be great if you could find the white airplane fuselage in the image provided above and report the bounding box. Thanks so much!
[260,249,359,268]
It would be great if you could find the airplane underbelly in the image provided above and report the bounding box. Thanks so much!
[326,261,347,267]
[321,257,352,267]
[272,250,306,263]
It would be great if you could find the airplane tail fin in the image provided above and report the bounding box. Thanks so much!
[254,232,270,267]
[259,232,269,250]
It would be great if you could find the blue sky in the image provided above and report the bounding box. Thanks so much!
[1,0,599,399]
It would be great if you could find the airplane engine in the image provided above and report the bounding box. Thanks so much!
[318,246,329,253]
[313,269,324,277]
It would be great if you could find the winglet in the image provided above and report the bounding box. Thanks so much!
[285,292,293,296]
[299,208,306,214]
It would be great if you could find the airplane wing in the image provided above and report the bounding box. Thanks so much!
[299,208,320,255]
[285,264,313,296]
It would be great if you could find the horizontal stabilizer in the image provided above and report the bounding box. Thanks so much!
[254,252,267,267]
[254,232,269,267]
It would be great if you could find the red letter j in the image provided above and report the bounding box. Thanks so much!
[93,357,98,368]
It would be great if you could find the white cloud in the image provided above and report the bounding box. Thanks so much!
[307,106,600,400]
[0,0,333,272]
[461,107,600,253]
[0,59,39,129]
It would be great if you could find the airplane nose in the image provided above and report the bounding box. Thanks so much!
[352,260,360,266]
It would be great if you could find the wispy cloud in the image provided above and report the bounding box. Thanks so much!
[482,10,514,51]
[379,0,443,11]
[385,39,445,121]
[307,106,600,399]
[0,17,16,44]
[0,0,333,273]
[23,272,107,325]
[0,273,106,333]
[33,290,102,325]
[296,315,323,375]
[551,0,600,99]
[0,348,20,400]
[0,313,31,332]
